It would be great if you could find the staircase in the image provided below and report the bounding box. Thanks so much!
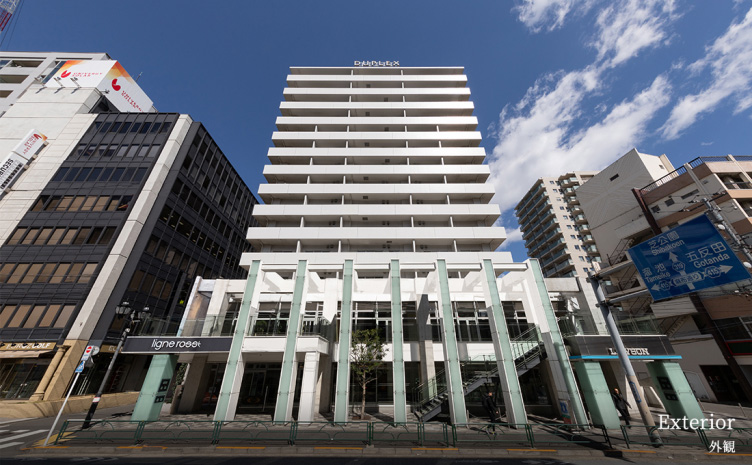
[411,326,545,422]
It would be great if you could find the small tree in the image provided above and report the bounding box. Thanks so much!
[350,328,386,420]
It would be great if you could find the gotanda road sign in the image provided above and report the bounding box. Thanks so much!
[628,215,751,301]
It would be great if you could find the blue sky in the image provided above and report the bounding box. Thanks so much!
[2,0,751,261]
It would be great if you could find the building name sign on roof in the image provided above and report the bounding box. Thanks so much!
[354,61,400,67]
[628,215,751,301]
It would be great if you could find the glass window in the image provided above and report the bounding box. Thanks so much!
[23,305,47,328]
[126,146,139,158]
[118,122,131,133]
[54,305,75,328]
[64,263,84,283]
[100,167,113,181]
[74,168,91,182]
[21,263,43,283]
[117,196,132,211]
[73,228,91,245]
[130,122,142,133]
[86,227,103,245]
[7,304,31,327]
[140,122,151,133]
[33,228,54,245]
[31,196,48,211]
[0,305,16,327]
[123,168,135,181]
[69,196,85,211]
[147,145,161,158]
[0,263,16,282]
[111,168,125,181]
[88,167,102,181]
[110,122,122,133]
[79,263,98,284]
[137,145,150,157]
[7,228,26,245]
[36,263,57,283]
[57,196,74,211]
[48,228,65,245]
[106,197,120,211]
[20,228,39,245]
[92,196,109,211]
[60,229,77,245]
[39,304,61,327]
[98,227,115,245]
[50,263,70,283]
[132,167,148,182]
[51,167,68,182]
[115,145,129,158]
[63,168,79,182]
[81,196,97,211]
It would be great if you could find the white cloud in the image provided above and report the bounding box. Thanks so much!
[593,0,678,67]
[501,227,524,248]
[662,8,752,139]
[489,75,672,213]
[513,0,598,32]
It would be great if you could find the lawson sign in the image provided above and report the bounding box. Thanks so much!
[122,336,232,354]
[45,60,153,113]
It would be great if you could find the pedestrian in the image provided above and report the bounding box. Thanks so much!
[482,391,500,431]
[611,388,631,426]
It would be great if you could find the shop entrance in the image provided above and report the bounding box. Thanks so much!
[0,359,49,399]
[237,363,280,414]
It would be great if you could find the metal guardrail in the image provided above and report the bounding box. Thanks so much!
[57,419,749,451]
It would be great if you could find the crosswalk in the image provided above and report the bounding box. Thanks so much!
[0,419,46,450]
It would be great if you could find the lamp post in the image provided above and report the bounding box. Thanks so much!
[82,302,149,429]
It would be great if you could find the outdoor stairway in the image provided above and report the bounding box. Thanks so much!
[412,326,545,422]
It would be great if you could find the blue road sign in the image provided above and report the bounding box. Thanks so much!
[628,215,751,301]
[75,360,85,373]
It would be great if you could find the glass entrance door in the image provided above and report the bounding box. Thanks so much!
[237,363,280,413]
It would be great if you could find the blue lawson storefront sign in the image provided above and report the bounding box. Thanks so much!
[628,215,751,301]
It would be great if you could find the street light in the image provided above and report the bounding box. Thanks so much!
[82,302,150,429]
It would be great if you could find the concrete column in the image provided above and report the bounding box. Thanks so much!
[481,259,526,425]
[417,294,437,398]
[273,260,308,422]
[389,259,407,423]
[436,259,468,424]
[131,354,178,421]
[298,352,321,422]
[646,361,704,423]
[528,260,588,426]
[334,260,354,423]
[574,361,621,428]
[29,345,67,401]
[214,260,261,422]
[178,355,209,413]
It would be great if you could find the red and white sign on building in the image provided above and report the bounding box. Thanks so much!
[0,129,48,195]
[45,60,153,113]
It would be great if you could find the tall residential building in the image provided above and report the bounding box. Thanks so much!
[515,172,600,278]
[575,149,752,404]
[0,57,257,414]
[122,66,703,431]
[0,51,110,116]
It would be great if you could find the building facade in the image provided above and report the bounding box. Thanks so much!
[0,51,110,116]
[575,150,752,404]
[0,58,258,411]
[124,66,702,428]
[516,172,600,278]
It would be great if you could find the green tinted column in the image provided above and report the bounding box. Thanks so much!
[333,260,354,423]
[482,259,526,425]
[646,361,704,423]
[274,260,307,423]
[529,259,588,426]
[574,361,620,428]
[214,260,260,421]
[390,259,407,423]
[131,354,178,421]
[437,259,468,424]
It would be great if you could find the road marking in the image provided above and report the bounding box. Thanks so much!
[506,449,557,452]
[0,441,23,449]
[32,432,76,447]
[412,447,459,451]
[314,446,364,450]
[0,419,32,426]
[216,446,266,449]
[0,430,46,443]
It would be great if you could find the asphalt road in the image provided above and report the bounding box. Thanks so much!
[0,458,732,465]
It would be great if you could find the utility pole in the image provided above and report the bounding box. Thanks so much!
[701,197,752,265]
[589,273,662,445]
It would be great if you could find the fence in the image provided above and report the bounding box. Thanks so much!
[55,419,748,451]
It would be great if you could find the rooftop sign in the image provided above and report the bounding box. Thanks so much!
[354,61,400,67]
[44,60,153,113]
[628,215,751,301]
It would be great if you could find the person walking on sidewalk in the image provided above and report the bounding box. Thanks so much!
[482,391,501,432]
[611,388,631,425]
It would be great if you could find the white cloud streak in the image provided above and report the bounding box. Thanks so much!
[491,0,679,221]
[501,227,524,248]
[513,0,582,32]
[661,7,752,139]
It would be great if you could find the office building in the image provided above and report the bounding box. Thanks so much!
[515,172,600,278]
[0,57,257,415]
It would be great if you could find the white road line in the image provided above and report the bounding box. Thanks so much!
[0,429,47,443]
[0,441,23,449]
[0,429,28,434]
[0,419,32,426]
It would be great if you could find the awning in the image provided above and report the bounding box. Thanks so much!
[0,350,53,359]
